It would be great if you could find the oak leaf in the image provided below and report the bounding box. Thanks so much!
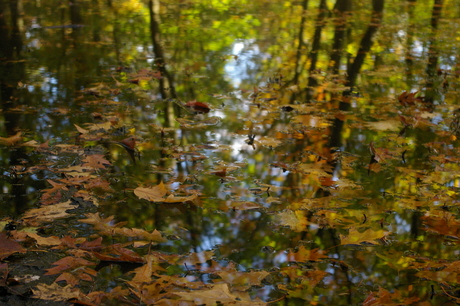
[82,154,112,169]
[27,233,62,246]
[93,244,144,263]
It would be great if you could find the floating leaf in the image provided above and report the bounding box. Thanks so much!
[134,182,197,203]
[0,131,23,146]
[0,232,26,260]
[174,283,265,305]
[22,200,75,226]
[32,283,82,301]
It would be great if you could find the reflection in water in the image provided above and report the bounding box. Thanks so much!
[0,0,460,304]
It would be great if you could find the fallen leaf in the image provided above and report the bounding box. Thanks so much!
[119,137,136,150]
[32,283,82,301]
[27,233,62,246]
[340,228,389,245]
[0,131,22,146]
[174,283,265,305]
[22,200,75,226]
[134,182,197,203]
[0,232,26,260]
[93,244,144,263]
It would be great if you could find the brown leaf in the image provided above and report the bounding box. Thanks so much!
[0,233,26,260]
[32,283,82,301]
[0,131,23,146]
[93,244,144,263]
[22,200,75,226]
[45,256,94,276]
[82,154,112,169]
[130,255,166,283]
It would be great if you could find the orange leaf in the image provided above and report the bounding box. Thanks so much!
[120,137,136,150]
[0,131,22,146]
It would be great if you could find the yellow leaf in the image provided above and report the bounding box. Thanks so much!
[340,228,389,245]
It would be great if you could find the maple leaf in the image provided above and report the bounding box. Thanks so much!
[277,210,308,232]
[82,154,112,169]
[45,256,96,286]
[398,91,423,106]
[45,256,95,275]
[340,228,389,245]
[215,270,270,290]
[84,177,112,192]
[375,251,415,272]
[130,254,167,283]
[277,268,328,299]
[421,211,460,238]
[40,179,68,205]
[27,233,62,246]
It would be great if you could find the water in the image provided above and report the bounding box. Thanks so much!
[1,0,460,304]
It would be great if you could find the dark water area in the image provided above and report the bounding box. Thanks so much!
[1,0,460,305]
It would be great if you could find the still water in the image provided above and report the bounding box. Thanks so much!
[1,0,460,304]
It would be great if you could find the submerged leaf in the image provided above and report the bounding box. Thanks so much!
[340,228,389,245]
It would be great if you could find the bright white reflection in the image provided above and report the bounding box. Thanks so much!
[224,39,259,87]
